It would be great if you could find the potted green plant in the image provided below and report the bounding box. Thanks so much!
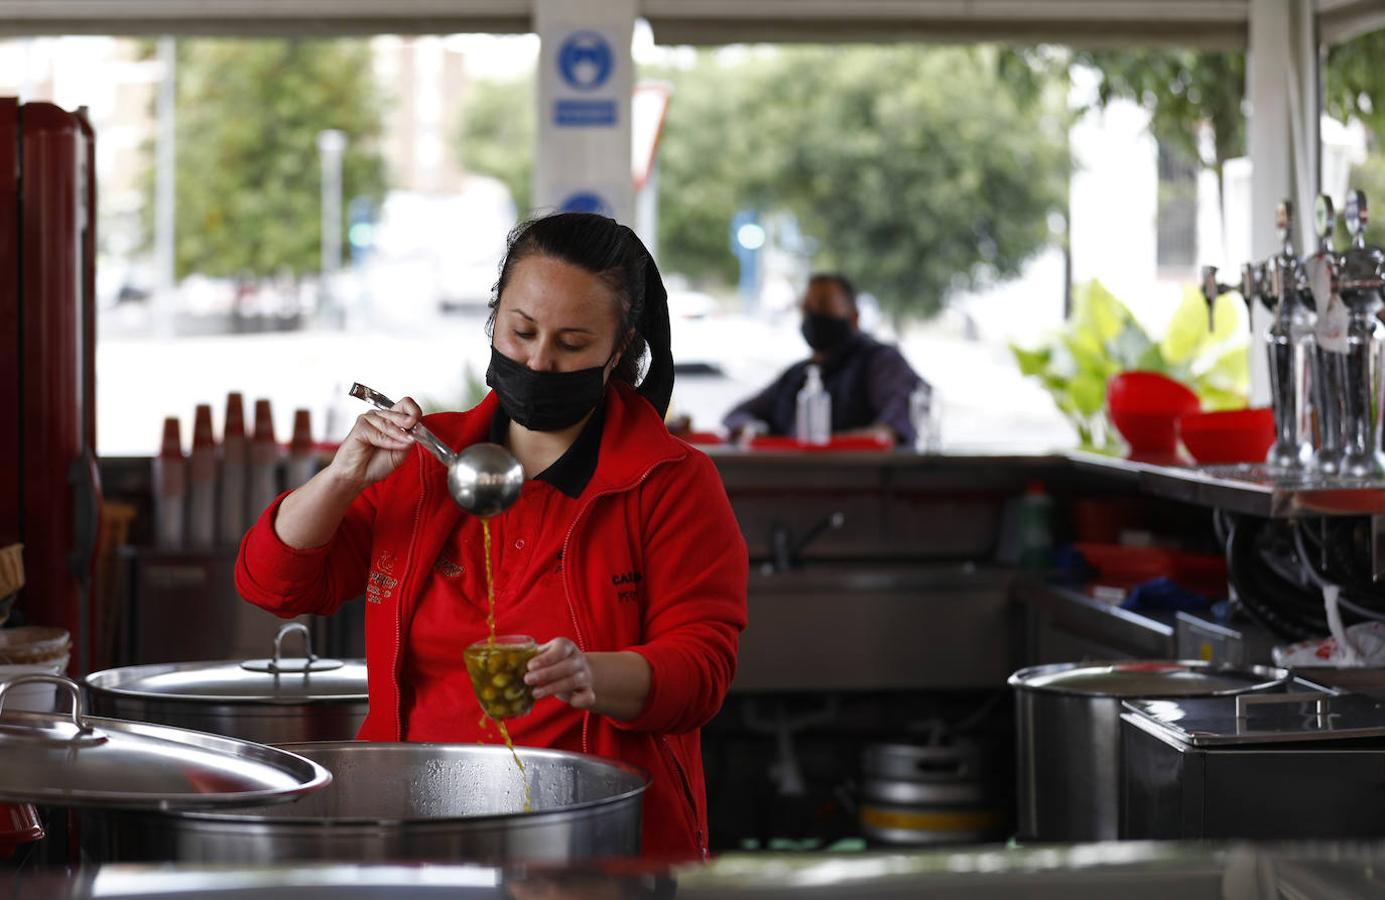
[1011,280,1249,452]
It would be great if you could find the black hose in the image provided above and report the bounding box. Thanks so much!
[1225,515,1323,641]
[1292,519,1385,623]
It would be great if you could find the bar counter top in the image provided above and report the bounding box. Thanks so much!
[704,445,1385,518]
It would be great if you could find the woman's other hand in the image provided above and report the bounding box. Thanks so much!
[526,638,596,709]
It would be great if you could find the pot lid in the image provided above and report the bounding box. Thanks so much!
[0,674,331,809]
[1009,661,1287,697]
[85,623,367,704]
[1124,691,1385,746]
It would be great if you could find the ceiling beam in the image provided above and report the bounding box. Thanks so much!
[0,0,1375,49]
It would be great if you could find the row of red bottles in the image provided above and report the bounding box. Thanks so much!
[154,394,322,550]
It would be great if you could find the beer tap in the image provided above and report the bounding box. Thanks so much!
[1263,201,1316,470]
[1333,190,1385,478]
[1307,195,1347,475]
[1200,262,1268,331]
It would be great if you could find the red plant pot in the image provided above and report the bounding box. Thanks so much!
[1178,408,1275,465]
[1107,371,1201,456]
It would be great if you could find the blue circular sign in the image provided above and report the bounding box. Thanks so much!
[560,192,614,217]
[557,31,613,91]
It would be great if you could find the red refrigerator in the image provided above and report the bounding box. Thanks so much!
[0,97,100,675]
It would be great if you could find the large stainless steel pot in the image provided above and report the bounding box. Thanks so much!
[0,672,333,866]
[92,741,651,864]
[85,623,367,743]
[1009,660,1287,842]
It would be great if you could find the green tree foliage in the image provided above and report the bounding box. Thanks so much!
[1326,30,1385,250]
[652,46,1072,319]
[1325,30,1385,140]
[791,46,1065,319]
[456,46,1070,320]
[1070,50,1245,180]
[455,74,535,216]
[146,39,386,282]
[1057,30,1385,200]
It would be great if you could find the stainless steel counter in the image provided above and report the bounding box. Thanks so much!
[1066,452,1385,518]
[16,841,1385,898]
[1016,581,1176,664]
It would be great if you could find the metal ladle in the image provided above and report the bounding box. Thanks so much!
[349,383,524,517]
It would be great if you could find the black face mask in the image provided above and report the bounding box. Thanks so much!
[485,346,608,432]
[801,313,853,353]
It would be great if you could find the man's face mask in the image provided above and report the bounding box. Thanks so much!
[486,345,610,431]
[801,313,853,353]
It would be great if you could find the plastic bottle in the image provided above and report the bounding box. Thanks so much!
[153,417,186,550]
[186,404,217,549]
[795,365,832,445]
[247,399,281,522]
[909,384,933,452]
[285,408,319,490]
[1016,480,1054,569]
[219,392,248,546]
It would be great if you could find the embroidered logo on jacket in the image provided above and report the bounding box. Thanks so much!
[366,568,398,604]
[612,569,642,603]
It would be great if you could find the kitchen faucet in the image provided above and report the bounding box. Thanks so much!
[764,511,846,574]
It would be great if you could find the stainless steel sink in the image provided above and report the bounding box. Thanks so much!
[736,564,1019,692]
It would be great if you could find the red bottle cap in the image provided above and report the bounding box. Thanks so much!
[159,417,182,457]
[223,392,246,440]
[290,409,314,454]
[192,404,215,450]
[253,399,275,444]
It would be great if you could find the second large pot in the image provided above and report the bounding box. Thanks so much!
[91,742,651,864]
[1010,660,1287,842]
[84,624,367,744]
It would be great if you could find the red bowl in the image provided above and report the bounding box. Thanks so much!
[1107,371,1200,454]
[1177,408,1275,464]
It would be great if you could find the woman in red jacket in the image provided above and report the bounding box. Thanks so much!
[235,213,748,860]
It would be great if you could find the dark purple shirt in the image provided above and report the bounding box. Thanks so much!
[722,333,926,444]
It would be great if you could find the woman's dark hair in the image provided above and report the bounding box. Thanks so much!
[486,212,674,416]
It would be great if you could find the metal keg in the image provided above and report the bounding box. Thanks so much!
[859,741,1004,846]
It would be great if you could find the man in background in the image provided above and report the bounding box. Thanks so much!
[722,273,927,445]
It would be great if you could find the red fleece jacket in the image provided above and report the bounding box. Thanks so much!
[235,383,748,859]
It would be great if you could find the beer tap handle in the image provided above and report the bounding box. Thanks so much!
[1277,200,1296,257]
[1269,199,1314,305]
[1336,190,1385,295]
[1200,264,1239,329]
[1315,194,1337,254]
[1345,190,1368,250]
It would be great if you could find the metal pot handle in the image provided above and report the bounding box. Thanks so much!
[0,674,94,735]
[273,622,317,669]
[242,623,343,674]
[1235,691,1331,719]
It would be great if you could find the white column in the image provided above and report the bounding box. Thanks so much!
[533,0,637,224]
[1247,0,1319,403]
